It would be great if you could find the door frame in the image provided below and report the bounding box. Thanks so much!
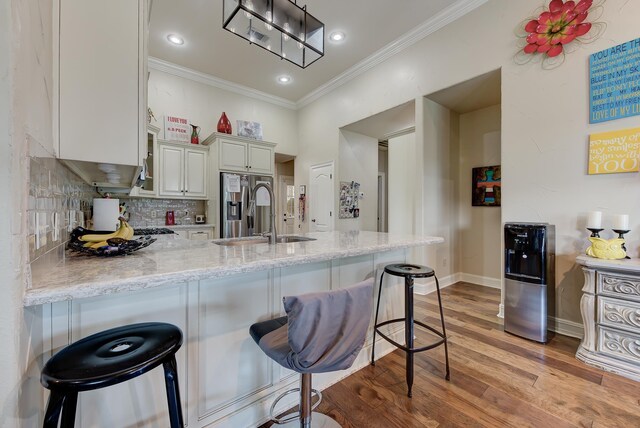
[308,161,334,232]
[377,172,386,232]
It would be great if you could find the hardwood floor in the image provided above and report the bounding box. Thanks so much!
[261,282,640,427]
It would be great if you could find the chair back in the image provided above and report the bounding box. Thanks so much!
[282,278,374,373]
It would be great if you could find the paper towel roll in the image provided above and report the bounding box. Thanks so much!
[93,198,120,231]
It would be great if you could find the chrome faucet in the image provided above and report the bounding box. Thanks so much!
[249,182,277,244]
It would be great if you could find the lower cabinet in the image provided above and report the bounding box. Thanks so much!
[187,228,214,240]
[39,250,407,427]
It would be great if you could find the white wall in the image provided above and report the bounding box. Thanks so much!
[458,104,501,282]
[416,98,459,280]
[148,70,298,155]
[3,0,52,425]
[388,133,416,234]
[295,0,640,324]
[337,130,378,232]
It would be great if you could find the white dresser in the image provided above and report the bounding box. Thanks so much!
[576,255,640,381]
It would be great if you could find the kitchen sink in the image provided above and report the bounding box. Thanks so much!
[214,236,316,246]
[275,236,316,243]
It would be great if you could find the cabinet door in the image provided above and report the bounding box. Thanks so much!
[58,0,141,166]
[219,140,248,172]
[185,149,208,199]
[159,145,184,197]
[248,144,273,175]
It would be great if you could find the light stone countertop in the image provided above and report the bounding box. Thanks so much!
[25,231,443,306]
[576,254,640,272]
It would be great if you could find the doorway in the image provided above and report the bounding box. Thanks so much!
[309,161,334,232]
[278,175,295,234]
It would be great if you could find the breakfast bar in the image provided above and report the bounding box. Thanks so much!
[27,231,443,428]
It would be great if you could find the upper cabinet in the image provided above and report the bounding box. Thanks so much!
[54,0,147,187]
[158,141,208,199]
[203,133,276,175]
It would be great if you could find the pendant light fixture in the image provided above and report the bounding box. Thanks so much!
[223,0,324,68]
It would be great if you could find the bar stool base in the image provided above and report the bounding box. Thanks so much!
[277,413,341,428]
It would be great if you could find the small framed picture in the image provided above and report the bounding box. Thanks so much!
[236,120,263,140]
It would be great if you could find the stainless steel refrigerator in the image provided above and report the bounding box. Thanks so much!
[504,223,555,343]
[220,172,273,238]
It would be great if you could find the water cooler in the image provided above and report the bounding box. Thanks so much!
[504,223,555,343]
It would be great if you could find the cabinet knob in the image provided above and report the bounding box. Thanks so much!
[312,219,316,222]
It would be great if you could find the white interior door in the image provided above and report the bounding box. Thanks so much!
[309,162,334,232]
[279,176,295,234]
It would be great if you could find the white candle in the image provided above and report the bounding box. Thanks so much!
[587,211,602,229]
[613,214,629,230]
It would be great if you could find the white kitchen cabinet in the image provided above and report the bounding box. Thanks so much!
[203,133,276,175]
[186,228,214,240]
[158,142,208,199]
[55,0,147,187]
[129,124,160,197]
[172,227,214,240]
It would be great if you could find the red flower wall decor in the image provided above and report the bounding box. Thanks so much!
[515,0,606,69]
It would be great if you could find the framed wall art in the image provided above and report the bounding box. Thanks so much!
[472,166,502,207]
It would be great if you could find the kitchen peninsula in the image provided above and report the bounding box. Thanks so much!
[27,231,442,428]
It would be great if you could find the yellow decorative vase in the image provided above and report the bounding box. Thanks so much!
[586,237,627,260]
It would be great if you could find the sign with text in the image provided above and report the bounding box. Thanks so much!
[588,127,640,175]
[590,38,640,123]
[164,115,190,143]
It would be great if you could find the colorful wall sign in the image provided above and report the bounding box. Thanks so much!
[589,38,640,124]
[588,127,640,174]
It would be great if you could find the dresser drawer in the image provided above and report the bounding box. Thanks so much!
[597,325,640,364]
[598,296,640,333]
[597,271,640,303]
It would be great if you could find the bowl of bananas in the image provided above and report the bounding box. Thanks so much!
[68,218,156,256]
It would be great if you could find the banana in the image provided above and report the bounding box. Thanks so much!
[89,240,108,249]
[80,220,127,242]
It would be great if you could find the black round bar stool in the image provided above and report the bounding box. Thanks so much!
[40,322,184,428]
[371,264,450,397]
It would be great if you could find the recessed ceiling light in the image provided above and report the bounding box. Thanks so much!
[277,75,292,84]
[329,31,345,42]
[167,34,184,45]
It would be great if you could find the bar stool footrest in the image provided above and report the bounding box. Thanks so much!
[374,318,447,353]
[269,387,322,425]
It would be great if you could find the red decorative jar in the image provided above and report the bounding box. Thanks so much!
[217,112,232,134]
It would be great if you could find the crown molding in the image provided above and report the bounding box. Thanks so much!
[296,0,489,109]
[148,57,297,110]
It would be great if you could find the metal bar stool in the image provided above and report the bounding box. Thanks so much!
[40,322,184,428]
[371,264,450,397]
[250,278,374,428]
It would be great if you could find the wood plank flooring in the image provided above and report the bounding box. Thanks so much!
[260,282,640,427]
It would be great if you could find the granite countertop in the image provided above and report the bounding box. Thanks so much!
[130,224,214,231]
[25,231,443,306]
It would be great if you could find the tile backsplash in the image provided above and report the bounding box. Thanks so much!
[28,156,95,265]
[120,198,206,227]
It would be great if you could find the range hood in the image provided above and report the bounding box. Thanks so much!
[61,159,142,190]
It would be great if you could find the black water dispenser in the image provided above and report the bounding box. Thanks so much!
[504,223,555,342]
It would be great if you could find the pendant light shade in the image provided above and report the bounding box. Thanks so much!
[223,0,324,68]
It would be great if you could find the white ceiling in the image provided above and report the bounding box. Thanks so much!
[149,0,470,102]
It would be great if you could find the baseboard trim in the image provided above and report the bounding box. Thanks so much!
[458,273,501,289]
[497,303,504,319]
[414,273,459,295]
[548,316,584,339]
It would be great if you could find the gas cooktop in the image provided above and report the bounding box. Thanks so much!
[133,228,176,235]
